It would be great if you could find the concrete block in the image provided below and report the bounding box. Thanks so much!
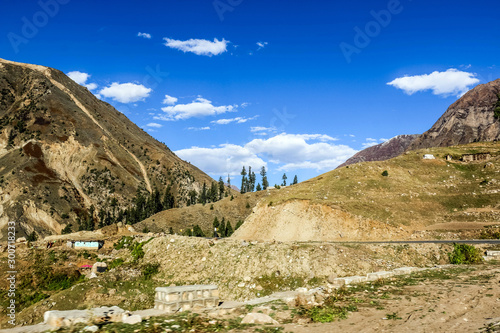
[331,278,346,287]
[342,276,367,285]
[44,310,88,328]
[122,314,142,325]
[367,271,394,281]
[392,267,418,275]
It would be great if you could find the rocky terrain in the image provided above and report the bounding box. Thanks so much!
[339,79,500,167]
[1,231,499,332]
[337,134,420,168]
[410,79,500,150]
[0,59,219,240]
[0,231,464,326]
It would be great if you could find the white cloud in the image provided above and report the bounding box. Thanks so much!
[187,126,211,131]
[67,71,98,91]
[175,133,357,175]
[257,41,268,50]
[211,116,257,125]
[164,38,228,56]
[85,83,98,90]
[245,134,346,167]
[146,123,162,128]
[175,144,267,176]
[138,32,152,39]
[99,82,152,103]
[250,126,276,133]
[162,94,178,105]
[387,69,480,97]
[158,96,237,120]
[361,137,388,149]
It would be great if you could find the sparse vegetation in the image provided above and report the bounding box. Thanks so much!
[448,243,483,264]
[494,93,500,119]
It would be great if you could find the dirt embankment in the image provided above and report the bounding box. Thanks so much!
[232,199,410,242]
[143,235,453,302]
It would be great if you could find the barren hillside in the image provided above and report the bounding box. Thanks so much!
[233,142,500,241]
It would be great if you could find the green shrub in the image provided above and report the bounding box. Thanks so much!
[298,295,357,323]
[386,312,402,320]
[142,263,160,280]
[108,258,124,269]
[61,224,72,234]
[381,170,389,177]
[479,228,500,239]
[448,243,483,264]
[27,231,38,242]
[114,236,133,250]
[192,225,205,237]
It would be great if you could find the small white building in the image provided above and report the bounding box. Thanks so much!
[71,240,103,250]
[423,154,435,160]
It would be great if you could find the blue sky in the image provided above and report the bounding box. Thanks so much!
[1,0,500,187]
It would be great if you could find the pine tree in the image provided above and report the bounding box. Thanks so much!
[218,176,225,200]
[188,190,197,206]
[260,166,269,190]
[219,217,227,237]
[213,217,220,237]
[225,220,234,237]
[235,220,244,230]
[240,166,247,194]
[292,175,298,185]
[193,225,205,237]
[249,170,256,192]
[248,167,253,192]
[209,182,218,203]
[282,173,287,186]
[163,186,175,210]
[200,182,207,204]
[256,183,262,191]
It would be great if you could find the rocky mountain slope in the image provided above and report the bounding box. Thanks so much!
[409,79,500,150]
[337,134,420,168]
[0,58,217,240]
[339,79,500,167]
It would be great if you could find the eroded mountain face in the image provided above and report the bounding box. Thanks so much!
[337,134,420,168]
[0,59,214,239]
[339,79,500,168]
[409,79,500,150]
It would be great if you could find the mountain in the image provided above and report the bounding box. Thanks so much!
[0,59,217,240]
[338,79,500,168]
[337,134,420,168]
[409,79,500,150]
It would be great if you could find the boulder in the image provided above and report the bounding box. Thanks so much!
[122,313,142,325]
[241,313,279,325]
[92,261,108,273]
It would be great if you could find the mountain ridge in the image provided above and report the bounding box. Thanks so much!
[0,58,219,240]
